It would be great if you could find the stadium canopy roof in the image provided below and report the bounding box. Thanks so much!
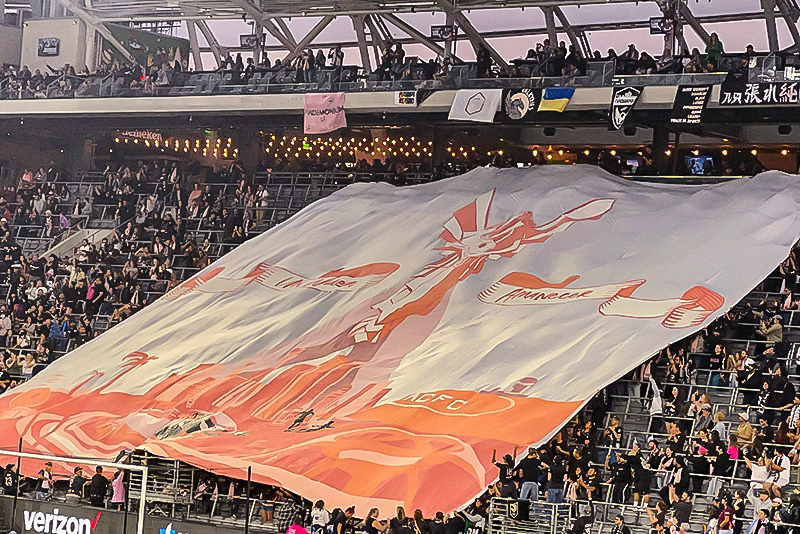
[62,0,733,20]
[51,0,795,74]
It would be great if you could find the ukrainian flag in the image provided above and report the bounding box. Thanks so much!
[537,87,576,112]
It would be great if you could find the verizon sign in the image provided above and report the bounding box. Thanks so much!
[23,508,101,534]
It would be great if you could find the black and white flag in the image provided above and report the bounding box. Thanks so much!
[608,86,643,130]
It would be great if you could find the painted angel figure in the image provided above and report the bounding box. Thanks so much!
[349,191,615,343]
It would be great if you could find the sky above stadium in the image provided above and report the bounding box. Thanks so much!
[185,0,786,67]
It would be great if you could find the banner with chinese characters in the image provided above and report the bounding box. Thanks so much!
[720,81,800,106]
[2,167,800,516]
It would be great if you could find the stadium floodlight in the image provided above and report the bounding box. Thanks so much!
[0,449,148,534]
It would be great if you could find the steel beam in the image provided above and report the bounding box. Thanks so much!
[352,15,373,72]
[187,20,204,70]
[52,0,136,64]
[763,0,780,51]
[777,0,800,52]
[283,15,335,62]
[554,6,587,56]
[197,20,226,66]
[82,3,770,24]
[254,22,263,63]
[247,10,766,52]
[365,14,388,52]
[678,2,711,45]
[229,0,295,51]
[261,19,296,51]
[275,18,298,48]
[543,7,558,45]
[437,0,508,68]
[382,13,447,58]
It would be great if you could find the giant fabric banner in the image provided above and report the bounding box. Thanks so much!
[3,167,800,515]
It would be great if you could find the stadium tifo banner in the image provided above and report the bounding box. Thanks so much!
[4,167,800,515]
[304,93,347,134]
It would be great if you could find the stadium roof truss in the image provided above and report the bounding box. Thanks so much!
[54,0,800,71]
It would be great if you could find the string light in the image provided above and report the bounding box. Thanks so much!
[112,133,239,161]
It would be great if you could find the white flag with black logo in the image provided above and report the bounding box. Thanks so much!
[449,89,503,123]
[609,86,643,130]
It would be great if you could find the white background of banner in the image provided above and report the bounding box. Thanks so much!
[448,89,503,122]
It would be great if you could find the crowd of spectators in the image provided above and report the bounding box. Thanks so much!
[0,26,770,100]
[0,157,270,396]
[0,149,793,534]
[489,32,755,80]
[477,243,800,534]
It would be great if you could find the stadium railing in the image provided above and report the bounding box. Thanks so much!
[0,52,782,101]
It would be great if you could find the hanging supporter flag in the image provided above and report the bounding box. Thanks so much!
[3,167,800,517]
[720,80,800,106]
[537,87,575,112]
[507,500,531,521]
[608,86,643,130]
[504,89,538,120]
[670,85,712,125]
[304,93,347,134]
[448,89,503,122]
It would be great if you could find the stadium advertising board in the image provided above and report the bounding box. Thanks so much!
[2,167,800,514]
[0,496,255,534]
[0,499,114,534]
[37,38,60,57]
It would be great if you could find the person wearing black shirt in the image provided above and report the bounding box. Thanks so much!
[611,515,631,534]
[546,456,568,503]
[749,508,775,534]
[411,509,429,534]
[669,487,693,525]
[429,513,445,534]
[606,453,632,504]
[89,466,108,507]
[568,447,590,483]
[740,364,765,406]
[567,503,594,534]
[517,447,544,501]
[491,448,516,483]
[496,480,516,499]
[2,463,18,495]
[624,443,651,507]
[0,367,11,394]
[444,513,465,534]
[334,507,355,534]
[364,508,387,534]
[69,466,89,498]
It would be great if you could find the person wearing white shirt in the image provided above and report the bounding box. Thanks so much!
[310,500,330,534]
